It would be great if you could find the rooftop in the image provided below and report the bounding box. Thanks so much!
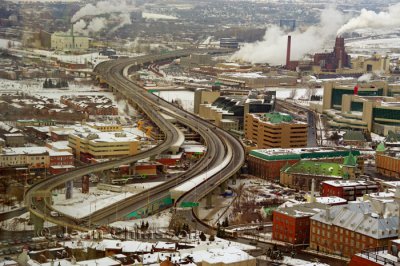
[283,161,343,177]
[1,147,72,157]
[275,202,326,218]
[322,180,377,187]
[250,147,360,161]
[71,131,139,143]
[311,201,399,239]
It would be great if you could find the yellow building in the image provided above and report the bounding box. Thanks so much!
[68,131,140,163]
[87,122,123,132]
[244,112,308,149]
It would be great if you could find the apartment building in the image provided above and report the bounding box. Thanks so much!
[245,112,307,149]
[0,146,73,170]
[310,201,399,258]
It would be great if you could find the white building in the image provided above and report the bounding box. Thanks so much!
[51,30,89,51]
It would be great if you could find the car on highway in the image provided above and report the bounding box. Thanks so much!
[50,211,60,217]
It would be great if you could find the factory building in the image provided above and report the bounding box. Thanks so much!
[313,37,351,72]
[51,27,89,51]
[22,30,51,49]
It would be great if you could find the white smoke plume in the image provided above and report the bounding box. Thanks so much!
[73,19,87,33]
[232,6,345,65]
[71,0,136,34]
[71,0,136,23]
[87,17,108,33]
[110,13,132,32]
[337,3,400,35]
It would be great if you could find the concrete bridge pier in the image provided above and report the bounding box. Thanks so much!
[231,173,238,185]
[206,193,213,209]
[30,212,45,237]
[220,180,228,194]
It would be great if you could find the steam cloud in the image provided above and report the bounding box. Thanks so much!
[337,3,400,35]
[232,7,345,65]
[72,0,136,34]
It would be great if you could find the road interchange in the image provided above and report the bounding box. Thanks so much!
[24,49,245,232]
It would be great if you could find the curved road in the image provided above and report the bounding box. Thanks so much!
[25,49,245,232]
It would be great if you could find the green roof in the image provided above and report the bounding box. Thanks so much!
[263,112,293,124]
[283,161,343,177]
[376,142,386,152]
[343,152,357,167]
[250,149,361,161]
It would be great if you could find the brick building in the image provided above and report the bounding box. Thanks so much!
[320,180,378,201]
[247,148,362,181]
[272,202,325,245]
[349,242,400,266]
[310,201,399,258]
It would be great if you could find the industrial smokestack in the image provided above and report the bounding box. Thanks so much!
[71,23,75,50]
[308,178,316,203]
[286,35,291,68]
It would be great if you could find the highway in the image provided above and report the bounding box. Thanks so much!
[24,49,245,232]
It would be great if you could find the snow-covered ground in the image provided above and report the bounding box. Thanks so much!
[156,90,194,112]
[257,255,329,266]
[53,181,164,219]
[0,202,23,214]
[52,187,135,219]
[0,212,55,231]
[111,209,172,230]
[143,12,178,20]
[0,38,21,49]
[197,194,235,226]
[347,37,400,51]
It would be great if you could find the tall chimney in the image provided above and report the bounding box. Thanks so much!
[286,35,291,69]
[308,178,316,203]
[71,23,75,50]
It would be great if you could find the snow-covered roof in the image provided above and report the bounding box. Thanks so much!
[275,202,325,218]
[311,201,399,239]
[121,241,153,253]
[182,246,255,265]
[322,180,376,187]
[154,242,176,250]
[77,257,120,266]
[71,131,139,143]
[316,196,347,205]
[95,240,122,251]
